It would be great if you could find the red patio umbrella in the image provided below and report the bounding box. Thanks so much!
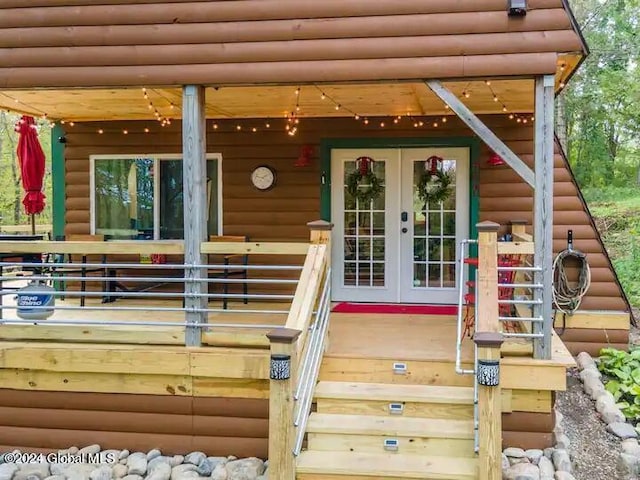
[16,115,46,234]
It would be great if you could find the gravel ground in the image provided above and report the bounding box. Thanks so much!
[556,369,622,479]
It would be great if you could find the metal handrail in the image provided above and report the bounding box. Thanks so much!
[455,239,476,376]
[2,260,304,270]
[293,268,331,456]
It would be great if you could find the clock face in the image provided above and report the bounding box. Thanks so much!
[251,166,276,191]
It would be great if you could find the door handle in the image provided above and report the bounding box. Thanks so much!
[401,211,408,222]
[401,227,408,234]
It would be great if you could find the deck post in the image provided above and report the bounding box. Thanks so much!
[266,328,302,480]
[474,221,503,480]
[533,75,555,360]
[182,85,207,347]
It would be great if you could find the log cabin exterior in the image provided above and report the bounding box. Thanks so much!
[0,1,630,478]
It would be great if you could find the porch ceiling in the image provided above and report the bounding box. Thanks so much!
[0,79,535,122]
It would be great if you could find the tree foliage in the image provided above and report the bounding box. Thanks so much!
[0,111,52,227]
[562,0,640,188]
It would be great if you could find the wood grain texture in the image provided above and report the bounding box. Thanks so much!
[0,389,268,456]
[61,116,627,320]
[0,1,582,87]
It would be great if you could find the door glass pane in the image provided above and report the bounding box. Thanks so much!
[413,158,457,289]
[343,159,386,288]
[94,157,154,239]
[158,159,219,239]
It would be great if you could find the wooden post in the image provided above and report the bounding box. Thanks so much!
[266,328,301,480]
[182,85,207,347]
[474,221,503,480]
[533,75,555,360]
[509,220,528,240]
[476,221,500,333]
[474,332,504,480]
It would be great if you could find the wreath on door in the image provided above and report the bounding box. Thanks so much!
[417,156,453,205]
[346,156,383,204]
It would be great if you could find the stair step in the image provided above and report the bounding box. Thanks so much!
[315,381,474,404]
[306,413,474,439]
[296,451,478,479]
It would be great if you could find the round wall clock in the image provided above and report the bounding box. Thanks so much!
[250,165,277,191]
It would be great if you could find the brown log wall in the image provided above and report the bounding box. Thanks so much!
[62,115,628,330]
[0,0,583,88]
[0,389,268,457]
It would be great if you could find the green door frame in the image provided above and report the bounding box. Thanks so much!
[319,137,481,245]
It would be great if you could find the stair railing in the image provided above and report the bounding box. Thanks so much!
[266,220,332,480]
[455,238,477,375]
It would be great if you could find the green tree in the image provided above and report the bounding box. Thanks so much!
[562,0,640,189]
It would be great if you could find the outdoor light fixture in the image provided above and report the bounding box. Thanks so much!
[487,152,506,166]
[508,0,527,16]
[295,145,314,167]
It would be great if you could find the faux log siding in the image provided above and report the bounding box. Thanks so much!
[0,0,583,88]
[63,116,627,314]
[0,389,268,457]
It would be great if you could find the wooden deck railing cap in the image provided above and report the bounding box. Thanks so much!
[307,220,334,231]
[474,331,505,348]
[509,219,529,226]
[476,221,500,232]
[267,328,302,344]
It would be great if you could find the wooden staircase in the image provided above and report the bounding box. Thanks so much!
[296,380,479,479]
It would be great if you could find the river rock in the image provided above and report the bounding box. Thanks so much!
[504,447,526,459]
[596,391,617,414]
[183,454,206,467]
[147,450,162,462]
[147,463,171,480]
[118,451,130,462]
[210,465,227,480]
[538,456,555,480]
[583,376,605,399]
[170,464,198,480]
[68,447,79,456]
[526,449,544,465]
[195,460,212,477]
[554,433,571,450]
[0,464,19,480]
[207,458,228,470]
[43,476,65,480]
[602,404,626,424]
[112,464,128,479]
[502,454,510,470]
[576,351,596,370]
[622,438,640,457]
[89,466,112,480]
[554,472,576,480]
[63,464,96,480]
[552,449,572,472]
[78,445,101,457]
[579,367,600,382]
[14,464,50,480]
[617,453,640,478]
[503,462,540,480]
[543,448,554,459]
[225,458,265,480]
[169,457,183,468]
[147,458,170,473]
[121,475,143,480]
[126,453,147,476]
[608,422,639,439]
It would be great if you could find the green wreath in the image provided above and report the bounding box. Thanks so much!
[417,169,453,205]
[346,168,383,205]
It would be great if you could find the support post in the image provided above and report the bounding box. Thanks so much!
[474,221,503,480]
[533,75,555,360]
[509,220,528,240]
[182,85,207,347]
[267,328,301,480]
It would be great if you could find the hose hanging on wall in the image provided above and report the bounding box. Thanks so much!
[553,230,591,334]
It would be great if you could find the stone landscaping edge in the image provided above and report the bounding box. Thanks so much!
[0,446,268,480]
[576,350,640,479]
[502,403,574,480]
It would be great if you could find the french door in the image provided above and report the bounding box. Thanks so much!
[331,147,469,304]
